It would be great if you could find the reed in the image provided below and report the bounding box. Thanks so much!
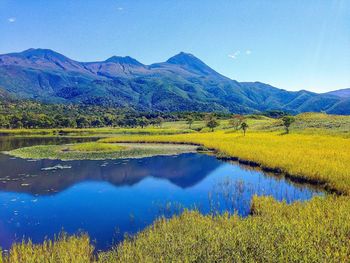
[1,233,94,263]
[105,195,350,262]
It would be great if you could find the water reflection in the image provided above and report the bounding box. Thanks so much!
[0,153,220,195]
[0,136,94,151]
[0,136,323,250]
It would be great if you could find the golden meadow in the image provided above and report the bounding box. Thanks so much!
[1,113,350,262]
[102,131,350,194]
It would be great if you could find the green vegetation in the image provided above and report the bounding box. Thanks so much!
[281,115,295,134]
[205,114,220,132]
[68,142,124,152]
[228,114,244,130]
[259,112,350,136]
[2,196,349,262]
[185,115,194,129]
[292,113,350,136]
[0,98,181,129]
[1,112,350,262]
[1,233,94,263]
[240,121,248,136]
[7,142,197,160]
[0,127,193,136]
[1,49,349,115]
[3,110,348,137]
[0,98,233,130]
[107,196,350,262]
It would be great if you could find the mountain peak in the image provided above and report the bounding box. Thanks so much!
[105,56,144,66]
[166,52,222,77]
[166,52,200,65]
[0,48,348,115]
[17,48,71,61]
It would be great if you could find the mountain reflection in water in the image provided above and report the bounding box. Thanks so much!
[0,153,220,195]
[0,137,323,250]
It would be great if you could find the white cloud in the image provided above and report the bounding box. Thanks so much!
[8,17,16,23]
[246,50,252,55]
[117,7,124,11]
[228,51,240,59]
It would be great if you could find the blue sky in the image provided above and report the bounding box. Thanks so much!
[0,0,349,92]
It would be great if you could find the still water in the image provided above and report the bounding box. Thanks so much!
[0,137,322,250]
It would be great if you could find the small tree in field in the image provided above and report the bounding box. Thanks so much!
[241,122,248,136]
[206,114,219,132]
[155,116,164,127]
[186,115,195,129]
[281,116,295,134]
[229,114,244,130]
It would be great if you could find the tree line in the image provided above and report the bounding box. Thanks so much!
[0,100,174,129]
[0,113,170,129]
[0,98,294,131]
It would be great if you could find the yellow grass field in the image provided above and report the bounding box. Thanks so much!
[2,113,350,262]
[101,131,350,194]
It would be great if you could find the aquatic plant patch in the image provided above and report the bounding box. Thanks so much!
[6,142,198,160]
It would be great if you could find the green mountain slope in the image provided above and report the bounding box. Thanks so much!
[0,49,348,114]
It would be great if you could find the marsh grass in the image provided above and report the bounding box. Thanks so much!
[101,131,350,194]
[2,113,350,262]
[69,142,124,152]
[256,112,350,136]
[1,233,94,263]
[104,195,350,262]
[3,196,349,262]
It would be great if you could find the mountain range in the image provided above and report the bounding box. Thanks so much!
[0,48,349,114]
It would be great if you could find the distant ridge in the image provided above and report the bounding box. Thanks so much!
[0,48,348,114]
[326,88,350,98]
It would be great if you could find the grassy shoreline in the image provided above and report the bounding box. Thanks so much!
[2,195,349,262]
[1,113,350,262]
[101,131,350,195]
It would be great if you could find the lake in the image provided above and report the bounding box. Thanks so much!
[0,137,323,250]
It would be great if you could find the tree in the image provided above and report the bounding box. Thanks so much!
[241,122,248,136]
[91,118,103,128]
[124,117,138,128]
[263,110,287,119]
[155,117,164,127]
[281,116,295,134]
[103,114,115,127]
[61,118,76,128]
[206,114,219,132]
[10,114,23,128]
[53,114,65,128]
[0,115,9,128]
[138,117,149,128]
[229,115,244,130]
[186,115,195,129]
[37,114,54,128]
[76,116,90,128]
[21,113,38,128]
